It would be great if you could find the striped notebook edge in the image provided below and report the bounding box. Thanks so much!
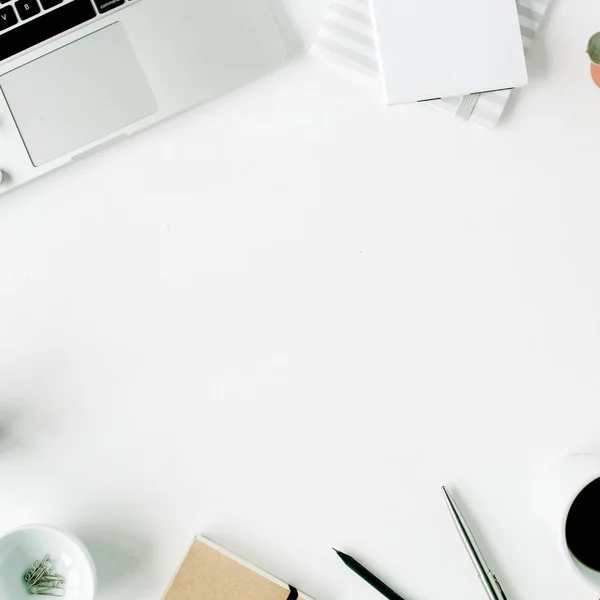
[311,0,551,128]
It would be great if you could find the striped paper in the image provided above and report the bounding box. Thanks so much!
[311,0,551,127]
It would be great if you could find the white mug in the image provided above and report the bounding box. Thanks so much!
[535,454,600,590]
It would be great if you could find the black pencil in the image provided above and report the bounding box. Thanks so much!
[333,549,406,600]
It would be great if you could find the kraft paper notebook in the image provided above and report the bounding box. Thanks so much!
[162,537,314,600]
[370,0,528,104]
[311,0,551,127]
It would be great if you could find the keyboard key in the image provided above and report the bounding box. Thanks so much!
[40,0,63,8]
[15,0,41,20]
[93,0,124,13]
[0,4,17,30]
[0,0,96,62]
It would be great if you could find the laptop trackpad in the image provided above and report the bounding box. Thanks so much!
[0,23,157,167]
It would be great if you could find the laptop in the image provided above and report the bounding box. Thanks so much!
[0,0,286,193]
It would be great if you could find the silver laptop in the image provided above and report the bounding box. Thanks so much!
[0,0,286,193]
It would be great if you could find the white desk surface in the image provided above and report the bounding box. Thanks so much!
[0,0,599,599]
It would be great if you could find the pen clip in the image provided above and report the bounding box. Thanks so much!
[492,574,508,600]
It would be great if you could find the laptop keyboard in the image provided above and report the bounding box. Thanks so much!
[0,0,136,63]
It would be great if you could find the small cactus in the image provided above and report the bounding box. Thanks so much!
[587,33,600,87]
[587,32,600,64]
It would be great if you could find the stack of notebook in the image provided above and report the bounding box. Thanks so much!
[312,0,552,127]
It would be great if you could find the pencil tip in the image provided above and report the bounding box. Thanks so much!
[332,548,339,553]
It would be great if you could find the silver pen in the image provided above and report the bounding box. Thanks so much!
[442,486,508,600]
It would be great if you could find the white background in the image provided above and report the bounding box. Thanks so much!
[1,0,600,599]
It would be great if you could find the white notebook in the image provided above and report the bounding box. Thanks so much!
[311,0,551,128]
[370,0,529,104]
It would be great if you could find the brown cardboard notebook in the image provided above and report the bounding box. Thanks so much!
[162,537,314,600]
